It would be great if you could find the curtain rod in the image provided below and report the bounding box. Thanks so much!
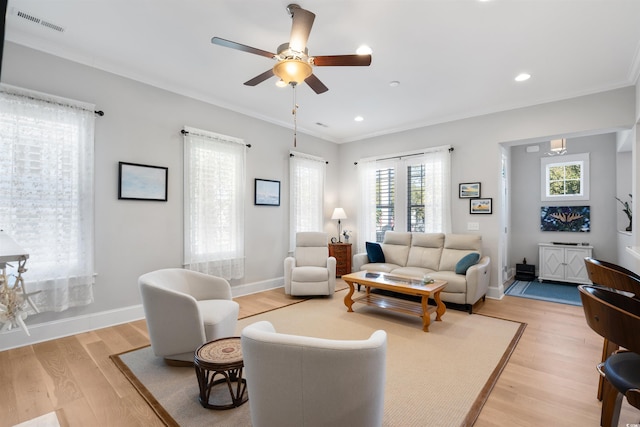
[353,147,453,165]
[180,129,251,148]
[289,152,329,164]
[1,84,102,116]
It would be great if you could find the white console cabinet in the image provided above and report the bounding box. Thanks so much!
[538,243,593,284]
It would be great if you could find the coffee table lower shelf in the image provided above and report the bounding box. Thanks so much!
[352,293,436,320]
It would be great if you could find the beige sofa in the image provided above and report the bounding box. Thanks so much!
[352,231,491,313]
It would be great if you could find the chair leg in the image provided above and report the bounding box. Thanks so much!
[598,339,620,401]
[600,376,623,427]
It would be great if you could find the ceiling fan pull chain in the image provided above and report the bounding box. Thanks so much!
[292,83,299,147]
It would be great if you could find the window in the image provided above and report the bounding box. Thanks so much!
[375,167,395,242]
[541,153,590,201]
[183,126,246,279]
[0,85,95,313]
[358,147,451,250]
[289,152,325,251]
[407,164,425,232]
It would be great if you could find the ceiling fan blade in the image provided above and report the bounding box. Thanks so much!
[288,5,315,52]
[304,74,328,94]
[211,37,275,59]
[313,55,372,67]
[244,69,275,86]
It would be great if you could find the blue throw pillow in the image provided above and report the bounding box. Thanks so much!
[366,242,385,263]
[456,253,480,274]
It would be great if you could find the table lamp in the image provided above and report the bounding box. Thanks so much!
[331,208,347,242]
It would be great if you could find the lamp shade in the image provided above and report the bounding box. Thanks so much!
[331,208,347,220]
[550,138,566,152]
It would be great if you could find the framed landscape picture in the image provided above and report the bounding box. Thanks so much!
[459,182,481,198]
[255,178,280,206]
[118,162,168,201]
[470,198,492,214]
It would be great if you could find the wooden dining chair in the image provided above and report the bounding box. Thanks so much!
[579,285,640,427]
[583,257,640,401]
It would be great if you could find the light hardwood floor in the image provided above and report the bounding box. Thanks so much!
[1,281,637,427]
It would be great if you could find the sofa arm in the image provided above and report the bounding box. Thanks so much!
[465,256,491,305]
[284,256,295,294]
[352,252,370,272]
[327,256,337,293]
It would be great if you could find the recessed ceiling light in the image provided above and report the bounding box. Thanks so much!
[356,45,372,55]
[515,73,531,82]
[354,116,364,122]
[389,81,400,87]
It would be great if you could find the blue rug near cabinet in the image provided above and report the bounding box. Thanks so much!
[505,280,582,306]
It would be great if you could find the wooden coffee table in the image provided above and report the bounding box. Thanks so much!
[342,271,447,332]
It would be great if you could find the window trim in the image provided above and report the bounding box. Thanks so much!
[540,153,590,201]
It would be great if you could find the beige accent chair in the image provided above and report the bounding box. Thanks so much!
[284,232,336,296]
[241,320,387,427]
[138,268,239,364]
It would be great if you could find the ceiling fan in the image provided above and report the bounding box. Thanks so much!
[211,3,372,94]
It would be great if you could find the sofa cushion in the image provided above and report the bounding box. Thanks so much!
[438,234,482,271]
[428,271,468,294]
[381,231,412,267]
[366,242,386,263]
[391,266,436,278]
[455,252,480,274]
[360,263,401,273]
[291,266,329,282]
[406,233,444,270]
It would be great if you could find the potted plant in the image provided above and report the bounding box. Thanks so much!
[616,194,632,232]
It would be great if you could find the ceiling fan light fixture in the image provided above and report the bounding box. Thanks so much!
[273,59,312,85]
[275,79,288,88]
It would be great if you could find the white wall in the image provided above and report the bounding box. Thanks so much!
[0,42,340,349]
[509,134,617,272]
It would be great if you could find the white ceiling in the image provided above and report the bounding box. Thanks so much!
[5,0,640,143]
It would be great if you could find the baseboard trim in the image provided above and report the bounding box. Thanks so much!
[0,277,285,352]
[231,277,284,297]
[487,282,506,300]
[0,305,146,352]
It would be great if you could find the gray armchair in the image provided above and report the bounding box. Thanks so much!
[241,320,387,427]
[284,232,336,296]
[138,268,239,364]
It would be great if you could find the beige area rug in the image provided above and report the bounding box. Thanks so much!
[112,290,525,427]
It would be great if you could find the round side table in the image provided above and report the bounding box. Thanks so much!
[194,337,248,410]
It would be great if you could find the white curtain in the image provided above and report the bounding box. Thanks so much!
[183,126,246,279]
[0,84,95,312]
[289,151,325,251]
[357,158,378,254]
[424,148,452,233]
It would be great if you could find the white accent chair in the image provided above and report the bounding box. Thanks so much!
[284,232,336,296]
[241,320,387,427]
[138,268,239,364]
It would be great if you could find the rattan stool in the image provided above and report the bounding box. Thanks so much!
[194,337,248,410]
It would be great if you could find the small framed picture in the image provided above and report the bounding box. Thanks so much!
[470,198,492,214]
[255,178,280,206]
[459,182,481,198]
[118,162,168,201]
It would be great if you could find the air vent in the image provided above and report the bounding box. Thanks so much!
[11,8,65,33]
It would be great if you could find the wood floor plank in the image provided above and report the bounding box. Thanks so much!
[8,345,56,425]
[31,339,84,408]
[0,349,20,426]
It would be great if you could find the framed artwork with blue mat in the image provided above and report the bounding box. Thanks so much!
[505,280,582,306]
